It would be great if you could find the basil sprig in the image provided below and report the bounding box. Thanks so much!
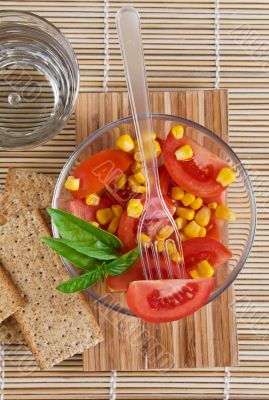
[42,209,140,293]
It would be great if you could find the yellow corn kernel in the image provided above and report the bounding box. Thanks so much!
[199,227,207,237]
[171,186,184,201]
[107,217,120,234]
[128,175,140,187]
[191,197,203,210]
[90,221,100,228]
[112,205,123,218]
[216,167,235,187]
[132,161,142,173]
[176,207,195,221]
[127,199,143,218]
[154,140,162,156]
[133,140,139,152]
[85,193,100,206]
[179,232,187,241]
[152,132,157,140]
[115,173,127,190]
[158,225,174,239]
[116,134,134,152]
[208,202,218,210]
[167,242,181,263]
[96,208,113,225]
[134,171,145,184]
[157,239,165,252]
[215,204,236,222]
[189,269,200,279]
[131,185,147,194]
[184,220,202,238]
[195,206,211,227]
[134,151,142,162]
[197,260,215,278]
[64,176,80,191]
[175,144,193,161]
[139,233,151,247]
[182,192,196,207]
[175,217,187,230]
[171,125,184,139]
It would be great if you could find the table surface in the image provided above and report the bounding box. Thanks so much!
[1,1,269,399]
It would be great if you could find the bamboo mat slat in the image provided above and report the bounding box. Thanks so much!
[1,0,269,398]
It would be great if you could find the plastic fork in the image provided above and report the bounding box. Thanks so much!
[116,7,186,280]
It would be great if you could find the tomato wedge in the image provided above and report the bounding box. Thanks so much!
[68,197,113,222]
[72,149,132,198]
[159,165,173,196]
[127,278,215,322]
[182,237,232,272]
[163,133,227,198]
[206,217,223,241]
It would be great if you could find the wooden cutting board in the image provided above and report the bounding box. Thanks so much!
[76,90,238,370]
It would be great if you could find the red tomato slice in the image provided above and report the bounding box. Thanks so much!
[182,237,232,272]
[107,260,144,292]
[127,278,215,322]
[206,217,223,241]
[118,210,138,250]
[72,149,132,198]
[159,165,173,196]
[68,197,113,222]
[163,133,227,198]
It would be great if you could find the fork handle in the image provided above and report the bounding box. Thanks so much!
[116,7,161,200]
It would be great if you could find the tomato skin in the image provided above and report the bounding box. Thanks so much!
[68,197,113,221]
[72,149,132,198]
[163,133,227,198]
[118,210,138,250]
[127,278,215,323]
[206,217,223,241]
[182,237,232,272]
[159,165,173,196]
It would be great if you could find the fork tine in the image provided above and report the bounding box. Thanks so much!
[151,242,163,279]
[163,241,174,279]
[140,242,153,280]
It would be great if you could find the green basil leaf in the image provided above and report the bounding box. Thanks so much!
[61,239,118,261]
[57,269,100,293]
[41,237,102,270]
[48,208,123,250]
[106,248,140,276]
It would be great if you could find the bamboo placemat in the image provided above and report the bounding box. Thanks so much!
[1,0,269,398]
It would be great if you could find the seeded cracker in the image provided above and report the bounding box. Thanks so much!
[0,210,102,369]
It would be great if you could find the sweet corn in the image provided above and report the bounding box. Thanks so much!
[90,221,100,228]
[176,207,195,221]
[195,206,211,227]
[116,134,134,152]
[197,260,215,278]
[152,131,157,140]
[134,171,145,184]
[175,217,187,230]
[64,176,80,191]
[127,199,143,218]
[85,193,100,206]
[131,185,146,194]
[171,186,184,201]
[191,197,203,210]
[157,239,165,252]
[175,144,193,161]
[216,167,235,187]
[184,220,202,238]
[107,217,120,234]
[154,140,162,157]
[112,205,123,218]
[115,173,127,190]
[132,161,142,173]
[199,227,207,237]
[182,192,196,207]
[128,175,140,187]
[215,204,236,222]
[179,232,187,241]
[139,233,151,247]
[96,208,113,225]
[171,125,184,139]
[189,269,200,279]
[134,151,142,162]
[166,242,181,263]
[208,202,217,210]
[158,225,174,239]
[133,140,139,152]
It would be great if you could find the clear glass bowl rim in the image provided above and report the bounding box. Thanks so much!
[52,113,256,316]
[0,9,80,150]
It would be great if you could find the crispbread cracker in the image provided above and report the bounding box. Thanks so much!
[0,265,26,323]
[0,168,57,225]
[0,209,102,369]
[0,317,26,344]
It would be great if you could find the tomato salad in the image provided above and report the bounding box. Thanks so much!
[64,125,235,322]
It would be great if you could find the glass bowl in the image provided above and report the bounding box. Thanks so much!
[52,114,256,316]
[0,11,79,150]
